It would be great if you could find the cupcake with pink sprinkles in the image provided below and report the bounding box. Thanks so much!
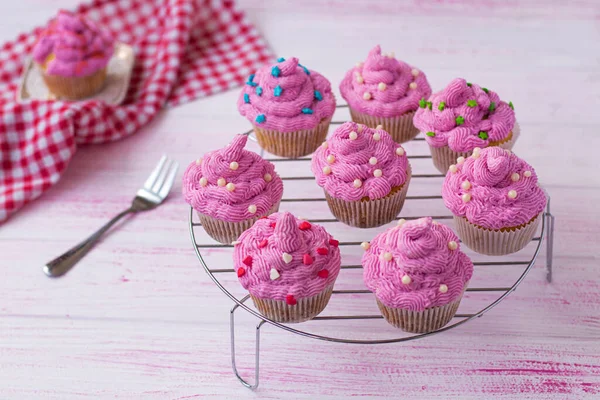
[182,134,284,244]
[234,212,342,323]
[362,217,473,333]
[340,45,432,143]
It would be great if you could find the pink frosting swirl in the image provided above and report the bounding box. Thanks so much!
[362,217,473,311]
[237,57,336,132]
[33,10,114,77]
[234,212,341,301]
[339,45,431,118]
[413,78,516,152]
[311,122,410,201]
[442,147,547,230]
[182,135,284,223]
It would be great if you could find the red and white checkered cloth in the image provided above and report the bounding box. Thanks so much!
[0,0,272,223]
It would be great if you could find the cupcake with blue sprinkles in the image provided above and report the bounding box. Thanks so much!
[238,57,336,158]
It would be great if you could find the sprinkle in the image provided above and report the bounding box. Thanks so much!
[511,173,520,182]
[426,131,436,137]
[231,240,241,246]
[258,239,268,248]
[438,101,446,111]
[323,166,332,175]
[303,254,313,265]
[246,74,257,86]
[376,124,383,130]
[277,57,285,62]
[427,101,433,110]
[397,218,406,226]
[448,241,458,250]
[524,170,532,177]
[449,164,458,173]
[282,253,293,264]
[226,182,235,191]
[321,141,328,149]
[255,114,266,124]
[378,82,387,91]
[317,247,328,255]
[329,238,339,247]
[199,177,208,187]
[327,154,336,164]
[349,131,358,140]
[361,242,370,250]
[356,75,364,84]
[489,102,496,113]
[466,82,472,87]
[419,98,427,108]
[457,156,465,164]
[478,131,489,140]
[248,204,257,214]
[411,68,419,77]
[237,267,246,277]
[243,255,253,267]
[255,86,263,96]
[271,66,281,77]
[462,193,471,203]
[353,179,362,188]
[270,268,280,280]
[387,51,395,58]
[373,133,381,141]
[409,82,418,90]
[509,101,514,110]
[264,173,272,182]
[401,275,411,285]
[298,63,310,75]
[229,161,239,170]
[196,158,202,165]
[461,180,471,190]
[286,295,297,305]
[217,178,226,187]
[439,284,448,293]
[369,157,377,165]
[357,124,364,133]
[467,99,477,107]
[482,87,489,94]
[382,252,393,261]
[243,93,250,103]
[363,92,372,100]
[356,62,363,68]
[317,269,329,279]
[301,108,313,114]
[270,222,276,228]
[299,221,312,230]
[314,90,323,101]
[274,85,283,97]
[396,147,405,156]
[508,190,517,199]
[373,169,383,177]
[456,116,465,125]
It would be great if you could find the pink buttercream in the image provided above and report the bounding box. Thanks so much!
[32,10,114,77]
[362,217,473,311]
[237,57,336,132]
[182,135,284,223]
[339,45,431,118]
[234,212,341,301]
[442,147,547,230]
[413,78,516,153]
[311,121,410,201]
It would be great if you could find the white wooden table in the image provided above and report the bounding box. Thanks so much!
[1,1,599,398]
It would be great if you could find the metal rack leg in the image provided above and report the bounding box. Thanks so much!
[230,298,264,390]
[545,203,555,284]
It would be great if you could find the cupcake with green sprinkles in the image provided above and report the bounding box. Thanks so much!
[238,57,336,158]
[413,78,519,173]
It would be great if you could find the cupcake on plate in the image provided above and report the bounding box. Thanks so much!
[362,217,473,333]
[442,147,547,255]
[32,10,114,100]
[183,134,284,244]
[311,121,411,228]
[234,212,342,323]
[413,78,519,173]
[339,45,431,143]
[238,57,336,158]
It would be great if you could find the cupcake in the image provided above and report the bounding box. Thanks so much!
[233,212,342,323]
[183,134,284,244]
[413,78,519,173]
[237,57,336,158]
[311,121,411,228]
[362,217,473,333]
[442,147,546,255]
[32,10,114,100]
[339,45,432,143]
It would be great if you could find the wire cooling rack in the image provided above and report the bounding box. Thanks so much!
[188,105,555,390]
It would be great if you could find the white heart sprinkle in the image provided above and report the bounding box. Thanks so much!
[270,268,280,280]
[282,253,293,264]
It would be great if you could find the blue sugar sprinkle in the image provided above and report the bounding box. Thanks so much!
[256,86,263,96]
[246,74,257,86]
[301,108,313,114]
[277,57,286,62]
[256,114,266,124]
[243,93,250,103]
[271,66,281,77]
[314,90,323,101]
[298,63,310,75]
[274,85,283,97]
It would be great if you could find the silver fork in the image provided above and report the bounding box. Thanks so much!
[44,155,179,277]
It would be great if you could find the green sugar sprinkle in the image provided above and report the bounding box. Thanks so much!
[419,98,427,108]
[456,116,465,125]
[467,82,472,87]
[438,101,446,111]
[427,101,433,110]
[509,101,514,110]
[478,131,489,140]
[482,87,489,94]
[488,102,496,113]
[426,131,436,137]
[467,99,477,107]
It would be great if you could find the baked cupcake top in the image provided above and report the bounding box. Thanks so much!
[32,10,114,77]
[234,212,341,304]
[413,78,516,153]
[182,134,284,223]
[442,147,547,230]
[311,121,410,201]
[362,217,473,311]
[339,45,431,118]
[237,57,336,132]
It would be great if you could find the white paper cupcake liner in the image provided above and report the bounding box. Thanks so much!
[253,118,331,158]
[428,123,521,174]
[454,212,542,256]
[324,165,412,228]
[198,201,280,244]
[251,285,334,323]
[349,108,419,144]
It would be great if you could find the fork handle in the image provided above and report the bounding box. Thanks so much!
[44,207,134,277]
